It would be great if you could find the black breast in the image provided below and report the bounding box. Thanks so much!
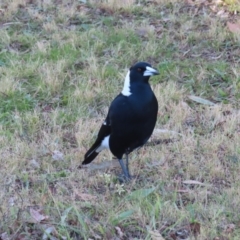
[108,83,158,159]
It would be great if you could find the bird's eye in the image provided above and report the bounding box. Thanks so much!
[137,68,142,72]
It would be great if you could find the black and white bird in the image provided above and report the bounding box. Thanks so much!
[82,62,159,180]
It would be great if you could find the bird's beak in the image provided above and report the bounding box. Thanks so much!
[143,66,159,76]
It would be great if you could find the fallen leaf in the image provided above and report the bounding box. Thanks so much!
[183,180,210,186]
[29,208,49,223]
[188,95,215,105]
[227,22,240,33]
[148,230,165,240]
[190,222,201,236]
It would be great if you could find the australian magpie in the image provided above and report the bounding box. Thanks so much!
[82,62,159,181]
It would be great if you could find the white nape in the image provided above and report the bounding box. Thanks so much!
[96,135,110,153]
[121,71,132,96]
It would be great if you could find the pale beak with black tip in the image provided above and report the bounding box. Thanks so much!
[143,66,159,76]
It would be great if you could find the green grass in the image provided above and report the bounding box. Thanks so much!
[0,0,240,239]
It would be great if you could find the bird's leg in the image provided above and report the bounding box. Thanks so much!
[118,159,131,181]
[125,153,131,178]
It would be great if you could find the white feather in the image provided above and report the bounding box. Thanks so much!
[121,71,132,96]
[96,135,110,153]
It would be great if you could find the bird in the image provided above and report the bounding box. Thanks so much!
[82,62,159,181]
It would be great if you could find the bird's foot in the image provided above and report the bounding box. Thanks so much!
[117,174,132,183]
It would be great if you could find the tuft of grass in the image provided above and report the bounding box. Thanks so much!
[223,0,240,12]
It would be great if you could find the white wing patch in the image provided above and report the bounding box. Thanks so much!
[96,135,110,153]
[121,70,132,96]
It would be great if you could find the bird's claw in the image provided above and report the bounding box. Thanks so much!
[117,174,132,183]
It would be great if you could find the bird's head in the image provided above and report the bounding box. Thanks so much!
[121,62,159,96]
[130,62,159,81]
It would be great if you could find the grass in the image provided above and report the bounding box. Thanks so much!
[0,0,240,239]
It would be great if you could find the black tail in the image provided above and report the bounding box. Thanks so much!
[82,151,99,164]
[82,121,111,165]
[82,143,100,165]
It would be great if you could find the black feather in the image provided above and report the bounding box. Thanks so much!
[81,61,159,180]
[82,120,111,164]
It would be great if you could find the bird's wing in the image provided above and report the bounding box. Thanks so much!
[82,115,111,164]
[82,94,125,164]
